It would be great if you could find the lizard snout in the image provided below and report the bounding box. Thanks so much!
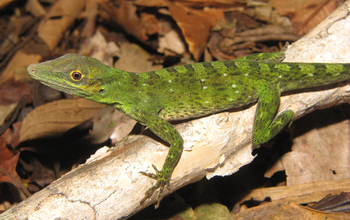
[27,64,38,76]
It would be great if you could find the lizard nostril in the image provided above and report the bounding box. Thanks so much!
[27,65,36,74]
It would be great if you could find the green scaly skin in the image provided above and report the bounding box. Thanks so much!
[27,52,350,207]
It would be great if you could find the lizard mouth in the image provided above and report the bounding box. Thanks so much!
[40,81,84,96]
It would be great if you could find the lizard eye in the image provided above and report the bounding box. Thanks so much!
[70,70,84,82]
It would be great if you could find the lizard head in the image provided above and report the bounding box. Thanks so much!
[28,54,117,104]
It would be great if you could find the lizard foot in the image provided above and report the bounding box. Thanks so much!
[140,164,171,208]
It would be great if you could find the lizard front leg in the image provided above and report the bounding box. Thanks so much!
[136,113,183,208]
[252,84,295,147]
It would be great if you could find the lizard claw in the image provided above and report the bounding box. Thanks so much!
[139,164,159,180]
[140,164,170,208]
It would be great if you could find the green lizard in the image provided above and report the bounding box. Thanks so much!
[27,52,350,207]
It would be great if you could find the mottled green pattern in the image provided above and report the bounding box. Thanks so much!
[27,53,350,207]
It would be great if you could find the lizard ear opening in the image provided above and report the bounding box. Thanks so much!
[99,89,105,94]
[70,70,84,82]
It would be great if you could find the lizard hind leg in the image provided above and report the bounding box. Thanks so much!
[252,85,295,148]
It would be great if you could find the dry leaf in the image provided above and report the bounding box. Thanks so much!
[235,200,350,220]
[101,0,158,45]
[81,0,110,38]
[37,0,85,50]
[295,0,338,34]
[10,121,21,149]
[168,2,224,60]
[286,106,350,185]
[79,31,121,65]
[0,0,15,10]
[114,43,163,72]
[0,78,32,105]
[0,50,41,86]
[0,128,27,196]
[20,98,104,143]
[158,29,187,55]
[0,16,26,60]
[271,0,339,33]
[0,102,17,126]
[30,159,56,188]
[238,179,350,205]
[266,105,350,186]
[135,0,242,8]
[25,0,46,18]
[310,192,350,212]
[91,106,136,144]
[134,0,168,7]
